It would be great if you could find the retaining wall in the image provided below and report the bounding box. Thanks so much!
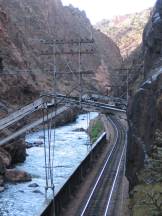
[40,132,107,216]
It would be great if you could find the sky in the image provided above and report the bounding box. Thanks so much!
[62,0,157,24]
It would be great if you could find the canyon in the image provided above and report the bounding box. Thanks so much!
[0,0,122,193]
[0,0,162,215]
[0,0,122,110]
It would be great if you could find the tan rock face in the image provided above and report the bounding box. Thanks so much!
[0,0,122,107]
[0,147,11,167]
[0,137,27,191]
[5,169,32,183]
[2,138,26,164]
[95,8,151,57]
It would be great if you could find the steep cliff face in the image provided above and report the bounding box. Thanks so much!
[96,9,151,57]
[0,0,122,109]
[126,0,162,189]
[143,0,162,77]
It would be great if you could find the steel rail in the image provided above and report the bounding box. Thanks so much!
[104,132,127,215]
[80,116,119,216]
[55,95,126,113]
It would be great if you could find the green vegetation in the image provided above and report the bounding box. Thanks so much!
[130,137,162,216]
[90,119,104,143]
[131,184,162,216]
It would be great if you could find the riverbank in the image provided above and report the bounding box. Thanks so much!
[129,130,162,216]
[88,114,105,143]
[0,112,98,216]
[0,106,79,193]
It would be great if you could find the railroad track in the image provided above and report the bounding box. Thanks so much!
[79,115,126,216]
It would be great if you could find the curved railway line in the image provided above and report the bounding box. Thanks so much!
[79,116,127,216]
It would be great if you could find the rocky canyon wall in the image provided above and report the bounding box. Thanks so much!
[126,0,162,189]
[0,0,122,111]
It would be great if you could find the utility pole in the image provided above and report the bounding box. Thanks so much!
[40,38,95,102]
[112,68,130,101]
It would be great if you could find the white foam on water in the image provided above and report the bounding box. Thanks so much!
[0,112,98,216]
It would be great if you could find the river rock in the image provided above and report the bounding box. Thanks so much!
[26,140,43,148]
[5,169,32,183]
[0,186,5,192]
[2,138,26,164]
[33,140,43,146]
[0,175,4,186]
[0,156,5,175]
[39,136,45,139]
[28,183,39,188]
[26,142,33,149]
[32,189,43,195]
[19,190,25,193]
[0,147,12,167]
[72,128,86,132]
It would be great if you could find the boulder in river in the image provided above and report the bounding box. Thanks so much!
[28,183,39,188]
[0,157,6,176]
[26,140,43,148]
[0,147,11,167]
[0,175,4,186]
[72,128,86,132]
[0,186,5,192]
[5,169,32,183]
[32,189,43,195]
[2,138,26,164]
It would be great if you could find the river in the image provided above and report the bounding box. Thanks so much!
[0,112,98,216]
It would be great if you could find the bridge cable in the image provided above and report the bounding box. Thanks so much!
[42,1,57,214]
[86,112,92,152]
[42,104,49,193]
[42,100,57,216]
[47,101,56,215]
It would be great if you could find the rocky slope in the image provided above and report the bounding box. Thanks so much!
[96,9,151,57]
[127,0,162,207]
[0,0,122,109]
[0,0,122,190]
[124,3,162,215]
